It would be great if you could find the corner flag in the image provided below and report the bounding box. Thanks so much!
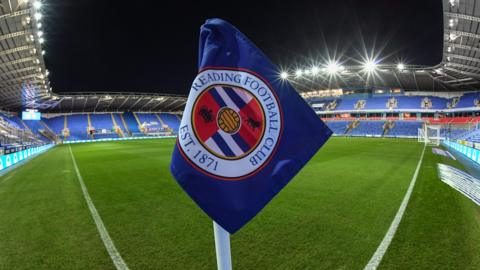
[170,18,332,234]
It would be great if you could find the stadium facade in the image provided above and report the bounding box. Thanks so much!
[1,1,480,269]
[1,0,480,152]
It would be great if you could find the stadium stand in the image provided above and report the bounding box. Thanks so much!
[349,121,385,136]
[67,114,90,141]
[123,112,144,136]
[159,113,180,132]
[325,119,429,138]
[387,121,423,137]
[308,94,477,111]
[136,113,163,134]
[23,120,55,143]
[89,113,119,139]
[0,113,44,148]
[112,113,128,134]
[324,121,350,135]
[453,129,480,143]
[90,113,114,130]
[24,112,181,142]
[43,116,66,138]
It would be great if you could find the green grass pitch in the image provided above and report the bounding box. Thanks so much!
[0,137,479,269]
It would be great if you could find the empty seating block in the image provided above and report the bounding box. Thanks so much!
[388,121,423,137]
[123,112,142,135]
[67,114,90,141]
[159,113,180,132]
[325,121,350,135]
[349,121,384,136]
[137,113,162,131]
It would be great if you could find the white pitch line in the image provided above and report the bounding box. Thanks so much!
[68,145,129,270]
[364,144,426,270]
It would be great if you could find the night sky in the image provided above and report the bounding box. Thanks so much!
[43,0,443,95]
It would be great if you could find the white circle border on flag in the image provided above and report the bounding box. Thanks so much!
[177,68,283,180]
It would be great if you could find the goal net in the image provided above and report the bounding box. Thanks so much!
[418,125,441,146]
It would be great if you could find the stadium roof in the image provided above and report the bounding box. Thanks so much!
[0,0,186,113]
[289,0,480,95]
[0,0,479,112]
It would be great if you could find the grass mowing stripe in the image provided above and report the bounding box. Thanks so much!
[0,171,17,184]
[364,144,426,270]
[68,145,130,270]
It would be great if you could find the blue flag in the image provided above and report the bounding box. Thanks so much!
[170,18,332,233]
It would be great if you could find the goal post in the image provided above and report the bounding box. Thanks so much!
[418,124,441,146]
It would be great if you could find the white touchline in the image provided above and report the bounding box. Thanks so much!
[364,144,426,270]
[68,145,129,270]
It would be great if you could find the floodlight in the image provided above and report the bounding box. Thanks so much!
[39,37,44,44]
[34,13,42,21]
[37,22,42,28]
[397,63,405,71]
[364,60,377,72]
[311,66,320,75]
[38,31,43,37]
[33,1,42,9]
[449,33,457,41]
[304,69,311,76]
[326,62,339,74]
[42,50,45,55]
[295,69,303,77]
[280,72,288,79]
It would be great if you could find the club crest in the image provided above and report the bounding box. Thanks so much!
[177,68,282,180]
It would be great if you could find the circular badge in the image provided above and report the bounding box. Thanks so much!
[177,69,282,180]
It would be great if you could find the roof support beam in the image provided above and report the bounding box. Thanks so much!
[164,99,185,111]
[444,42,480,53]
[0,45,35,57]
[82,97,88,112]
[151,98,172,111]
[446,30,480,40]
[0,30,28,41]
[138,98,156,111]
[443,66,480,78]
[171,101,187,111]
[0,74,39,87]
[128,97,144,111]
[0,66,38,78]
[447,53,480,63]
[392,71,406,89]
[445,62,480,73]
[412,71,420,91]
[445,12,480,23]
[117,97,130,110]
[0,9,30,21]
[0,56,37,68]
[104,97,117,111]
[424,72,451,90]
[93,98,105,112]
[450,81,479,87]
[444,77,474,83]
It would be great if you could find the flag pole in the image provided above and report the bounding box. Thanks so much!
[213,221,232,270]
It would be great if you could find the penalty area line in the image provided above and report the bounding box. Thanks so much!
[364,144,426,270]
[68,145,129,270]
